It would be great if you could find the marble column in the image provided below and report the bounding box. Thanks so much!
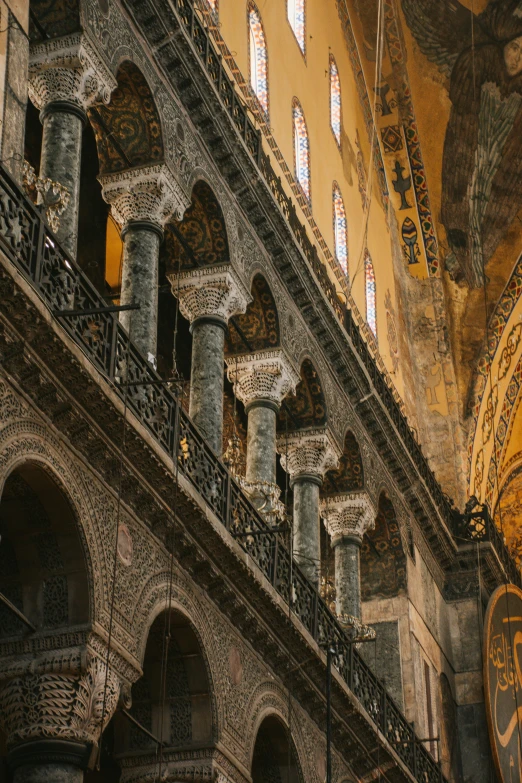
[277,429,340,586]
[28,33,117,258]
[170,265,251,455]
[226,349,299,517]
[321,490,376,619]
[100,164,189,363]
[0,654,122,782]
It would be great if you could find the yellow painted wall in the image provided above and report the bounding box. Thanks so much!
[218,0,404,396]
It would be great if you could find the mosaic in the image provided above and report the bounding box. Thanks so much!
[29,0,80,40]
[364,249,377,338]
[287,0,306,54]
[166,180,229,270]
[323,431,364,494]
[292,99,311,202]
[278,358,326,431]
[329,54,342,147]
[333,182,348,276]
[226,274,280,354]
[381,124,403,154]
[249,3,269,116]
[89,61,164,175]
[361,493,407,601]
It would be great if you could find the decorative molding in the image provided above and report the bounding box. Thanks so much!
[169,264,251,324]
[321,490,376,542]
[225,349,299,407]
[99,164,189,229]
[277,428,340,480]
[29,32,117,111]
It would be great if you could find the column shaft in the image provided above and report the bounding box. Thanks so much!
[246,403,277,485]
[120,224,160,360]
[293,478,321,586]
[189,319,226,454]
[334,537,362,619]
[13,762,84,783]
[40,108,83,259]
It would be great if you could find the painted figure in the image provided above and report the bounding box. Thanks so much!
[402,0,522,287]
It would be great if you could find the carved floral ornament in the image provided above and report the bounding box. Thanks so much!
[28,32,117,111]
[277,428,341,480]
[169,264,252,324]
[99,164,190,230]
[225,349,300,407]
[321,491,376,542]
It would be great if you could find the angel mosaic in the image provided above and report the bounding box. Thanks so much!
[401,0,522,287]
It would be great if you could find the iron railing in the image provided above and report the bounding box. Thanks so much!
[0,165,445,782]
[166,0,521,587]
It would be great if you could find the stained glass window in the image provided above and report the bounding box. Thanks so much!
[293,99,310,202]
[333,183,348,275]
[365,250,377,337]
[330,54,341,147]
[249,4,269,115]
[287,0,305,53]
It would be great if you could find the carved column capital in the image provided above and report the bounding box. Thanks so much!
[321,490,376,543]
[277,428,340,482]
[169,264,252,324]
[0,646,122,752]
[99,164,189,232]
[225,349,299,409]
[29,32,117,113]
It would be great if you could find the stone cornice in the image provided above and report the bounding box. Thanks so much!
[225,349,299,407]
[169,264,252,324]
[276,427,341,480]
[29,32,117,111]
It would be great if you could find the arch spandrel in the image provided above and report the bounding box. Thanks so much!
[89,60,164,175]
[226,273,280,355]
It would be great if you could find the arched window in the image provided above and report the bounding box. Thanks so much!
[333,183,348,275]
[330,54,341,147]
[365,250,377,337]
[287,0,305,54]
[293,99,310,202]
[248,3,269,115]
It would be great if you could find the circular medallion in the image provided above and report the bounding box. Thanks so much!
[228,646,243,686]
[484,583,522,783]
[117,523,133,567]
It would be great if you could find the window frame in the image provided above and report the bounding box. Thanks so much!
[248,1,269,118]
[329,53,342,150]
[332,182,348,276]
[292,97,311,204]
[286,0,306,58]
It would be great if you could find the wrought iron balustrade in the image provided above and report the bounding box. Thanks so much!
[0,165,446,783]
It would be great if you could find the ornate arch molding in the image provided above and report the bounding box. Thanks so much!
[244,682,316,783]
[0,419,106,625]
[132,570,225,738]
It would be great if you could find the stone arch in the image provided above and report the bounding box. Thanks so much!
[115,605,214,757]
[226,273,280,355]
[0,458,90,638]
[323,430,364,494]
[131,571,223,737]
[277,357,327,432]
[361,491,407,601]
[165,178,230,271]
[0,415,111,629]
[89,60,164,175]
[251,714,303,783]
